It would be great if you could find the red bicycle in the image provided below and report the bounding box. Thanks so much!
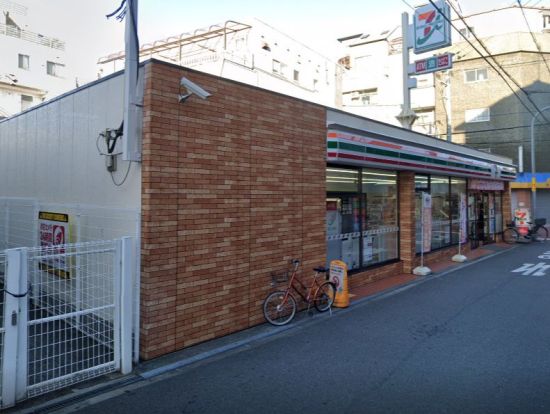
[263,259,336,326]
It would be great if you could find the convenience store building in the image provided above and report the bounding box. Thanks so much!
[0,59,516,360]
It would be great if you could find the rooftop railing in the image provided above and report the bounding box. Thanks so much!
[0,22,65,51]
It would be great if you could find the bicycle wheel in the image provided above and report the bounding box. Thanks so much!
[502,228,519,244]
[263,291,296,326]
[313,282,336,312]
[534,226,549,242]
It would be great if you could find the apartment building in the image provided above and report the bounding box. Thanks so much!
[97,18,345,108]
[338,4,550,216]
[0,0,72,118]
[337,4,549,135]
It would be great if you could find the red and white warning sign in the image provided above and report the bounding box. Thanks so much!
[38,211,71,278]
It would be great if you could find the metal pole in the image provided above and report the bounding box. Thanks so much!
[397,12,417,129]
[529,105,550,218]
[122,0,141,162]
[445,71,452,142]
[402,12,411,125]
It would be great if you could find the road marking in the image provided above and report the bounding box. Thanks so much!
[511,263,550,276]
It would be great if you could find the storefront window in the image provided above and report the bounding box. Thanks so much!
[431,176,451,250]
[415,175,466,252]
[362,169,398,266]
[450,178,467,244]
[326,167,398,271]
[327,168,361,270]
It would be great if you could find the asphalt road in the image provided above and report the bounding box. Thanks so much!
[57,242,550,414]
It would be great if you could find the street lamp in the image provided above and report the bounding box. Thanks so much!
[529,105,550,218]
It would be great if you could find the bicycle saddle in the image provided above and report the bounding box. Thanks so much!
[313,266,327,273]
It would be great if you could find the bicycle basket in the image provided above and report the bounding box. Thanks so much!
[535,218,547,226]
[270,270,289,286]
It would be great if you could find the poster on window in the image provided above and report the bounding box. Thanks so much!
[363,236,373,262]
[459,193,467,244]
[422,192,432,253]
[38,211,71,279]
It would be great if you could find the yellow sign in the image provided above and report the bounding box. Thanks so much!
[330,260,349,308]
[532,177,537,192]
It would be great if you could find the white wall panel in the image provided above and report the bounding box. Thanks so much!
[0,72,141,209]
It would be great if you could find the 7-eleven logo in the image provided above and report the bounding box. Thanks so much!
[416,9,444,46]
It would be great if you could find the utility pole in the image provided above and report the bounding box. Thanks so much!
[122,0,141,162]
[444,70,452,142]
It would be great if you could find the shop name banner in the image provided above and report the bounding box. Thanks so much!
[469,179,504,191]
[422,192,432,253]
[38,211,71,279]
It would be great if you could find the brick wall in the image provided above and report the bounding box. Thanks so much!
[140,60,327,359]
[398,171,416,273]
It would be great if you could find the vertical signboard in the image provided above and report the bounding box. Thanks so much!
[460,193,468,244]
[38,211,71,278]
[330,260,349,308]
[414,0,452,53]
[422,192,432,253]
[489,194,495,235]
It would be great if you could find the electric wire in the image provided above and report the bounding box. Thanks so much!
[111,161,132,187]
[427,0,540,120]
[400,0,415,11]
[516,0,550,77]
[106,0,126,19]
[441,0,550,125]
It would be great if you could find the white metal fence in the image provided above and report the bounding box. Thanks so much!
[0,197,141,364]
[0,238,133,408]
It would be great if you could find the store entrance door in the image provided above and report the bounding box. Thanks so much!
[468,192,493,248]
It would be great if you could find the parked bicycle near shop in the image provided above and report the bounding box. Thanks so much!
[502,218,548,243]
[263,259,336,326]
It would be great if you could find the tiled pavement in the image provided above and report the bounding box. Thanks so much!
[349,242,515,302]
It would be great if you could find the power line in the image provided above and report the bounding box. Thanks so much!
[427,0,540,121]
[445,1,548,119]
[516,0,550,77]
[400,0,415,11]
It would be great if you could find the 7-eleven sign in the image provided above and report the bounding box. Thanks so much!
[414,0,451,53]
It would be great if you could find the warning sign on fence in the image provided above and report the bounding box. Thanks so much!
[38,211,71,278]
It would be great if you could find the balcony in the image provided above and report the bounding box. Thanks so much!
[0,22,65,51]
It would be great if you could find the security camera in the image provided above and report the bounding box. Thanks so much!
[179,76,211,102]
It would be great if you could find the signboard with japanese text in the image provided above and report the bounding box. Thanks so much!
[468,179,504,191]
[414,53,453,75]
[38,211,71,278]
[414,0,452,53]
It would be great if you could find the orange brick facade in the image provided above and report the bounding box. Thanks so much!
[139,60,514,360]
[141,61,326,359]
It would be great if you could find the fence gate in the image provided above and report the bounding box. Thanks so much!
[0,238,133,408]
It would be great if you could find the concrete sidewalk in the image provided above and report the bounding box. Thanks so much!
[14,242,515,414]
